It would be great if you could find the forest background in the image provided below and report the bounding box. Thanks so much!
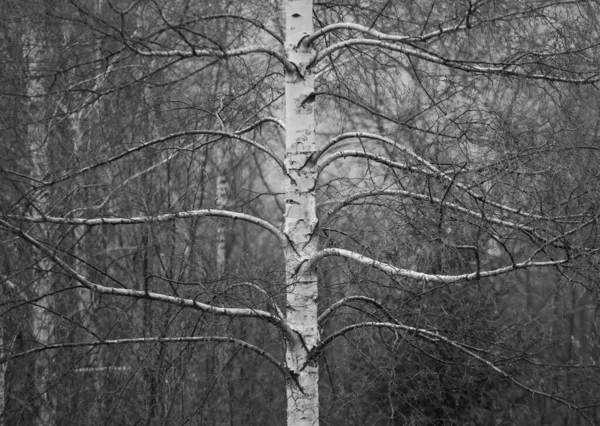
[1,1,600,425]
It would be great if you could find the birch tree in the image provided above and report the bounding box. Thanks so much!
[2,0,600,425]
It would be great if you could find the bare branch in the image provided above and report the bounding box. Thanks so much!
[185,14,285,45]
[228,281,284,319]
[126,41,295,73]
[314,39,599,84]
[236,117,286,134]
[305,247,568,285]
[309,2,594,46]
[314,92,458,139]
[314,132,431,170]
[44,129,285,187]
[69,141,195,215]
[318,295,398,325]
[0,219,291,335]
[320,189,594,245]
[317,150,427,180]
[315,132,584,222]
[143,12,285,45]
[4,209,287,249]
[306,22,410,46]
[0,336,289,378]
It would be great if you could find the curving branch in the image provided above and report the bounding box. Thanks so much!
[308,2,593,46]
[304,247,568,285]
[0,336,289,378]
[227,281,284,319]
[306,22,410,46]
[317,149,566,194]
[236,117,286,135]
[313,132,437,172]
[44,129,285,187]
[318,295,398,325]
[320,187,600,259]
[314,132,584,222]
[319,189,594,246]
[0,219,294,339]
[317,150,427,180]
[4,209,287,249]
[69,141,196,215]
[310,321,593,424]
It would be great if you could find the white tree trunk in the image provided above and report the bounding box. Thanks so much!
[284,1,319,424]
[215,172,230,277]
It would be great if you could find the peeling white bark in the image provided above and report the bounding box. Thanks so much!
[285,1,319,424]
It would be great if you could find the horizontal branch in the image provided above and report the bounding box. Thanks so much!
[127,41,295,73]
[0,336,289,377]
[5,209,287,249]
[306,247,568,284]
[314,39,600,84]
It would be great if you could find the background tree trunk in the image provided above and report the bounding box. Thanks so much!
[23,16,57,425]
